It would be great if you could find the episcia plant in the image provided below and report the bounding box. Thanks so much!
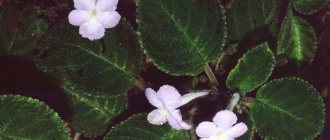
[0,0,328,139]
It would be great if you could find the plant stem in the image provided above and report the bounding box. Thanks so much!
[187,107,198,140]
[204,64,219,86]
[73,133,81,140]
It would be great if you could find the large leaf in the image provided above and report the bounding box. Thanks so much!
[137,0,226,75]
[0,5,47,56]
[34,20,141,137]
[226,0,277,42]
[293,0,330,15]
[237,113,255,140]
[277,10,317,64]
[0,95,70,140]
[226,43,276,95]
[251,77,325,140]
[104,114,189,140]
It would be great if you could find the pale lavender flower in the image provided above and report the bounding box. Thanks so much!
[68,0,121,40]
[196,110,248,140]
[145,85,208,130]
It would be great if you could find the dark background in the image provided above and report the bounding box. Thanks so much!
[0,0,329,139]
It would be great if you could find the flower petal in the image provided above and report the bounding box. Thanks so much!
[145,88,163,109]
[213,110,237,130]
[96,0,118,11]
[68,10,88,26]
[167,110,191,130]
[98,11,121,28]
[157,85,182,110]
[195,121,218,138]
[79,20,105,40]
[181,91,209,106]
[226,122,248,138]
[73,0,96,10]
[147,109,167,125]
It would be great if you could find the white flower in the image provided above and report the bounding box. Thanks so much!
[68,0,121,40]
[145,85,208,130]
[196,110,248,140]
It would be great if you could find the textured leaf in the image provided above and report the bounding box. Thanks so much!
[226,43,276,95]
[0,5,47,56]
[237,113,254,140]
[293,0,330,15]
[137,0,227,75]
[226,0,277,42]
[0,95,70,140]
[277,10,317,64]
[104,114,189,140]
[251,77,325,140]
[34,20,141,137]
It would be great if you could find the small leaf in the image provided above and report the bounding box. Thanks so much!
[293,0,330,15]
[251,77,325,140]
[226,43,276,95]
[0,95,70,140]
[137,0,227,75]
[34,20,141,136]
[226,0,277,42]
[0,5,47,56]
[277,10,317,64]
[104,114,189,140]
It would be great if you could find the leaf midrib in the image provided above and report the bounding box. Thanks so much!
[256,98,306,122]
[155,0,207,62]
[53,37,133,78]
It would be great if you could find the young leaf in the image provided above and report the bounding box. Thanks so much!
[104,114,189,140]
[293,0,330,15]
[226,0,277,42]
[0,95,70,140]
[0,5,48,56]
[277,10,317,64]
[34,20,141,137]
[226,43,276,95]
[251,77,325,140]
[137,0,227,76]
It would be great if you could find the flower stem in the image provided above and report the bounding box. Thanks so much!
[187,107,198,140]
[204,64,219,86]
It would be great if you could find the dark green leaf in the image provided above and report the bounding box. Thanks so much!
[293,0,330,15]
[251,77,325,140]
[277,10,317,64]
[226,43,276,95]
[226,0,277,42]
[104,114,189,140]
[137,0,227,75]
[237,113,254,140]
[0,5,47,56]
[0,95,70,140]
[34,20,141,137]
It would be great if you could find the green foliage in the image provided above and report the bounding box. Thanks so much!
[226,43,276,95]
[104,114,189,140]
[277,10,317,64]
[293,0,330,15]
[34,20,141,137]
[137,0,227,76]
[0,5,47,56]
[0,95,70,140]
[226,0,277,42]
[237,113,255,140]
[251,77,325,140]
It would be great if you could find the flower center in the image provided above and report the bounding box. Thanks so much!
[160,109,170,116]
[207,131,225,140]
[90,9,98,18]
